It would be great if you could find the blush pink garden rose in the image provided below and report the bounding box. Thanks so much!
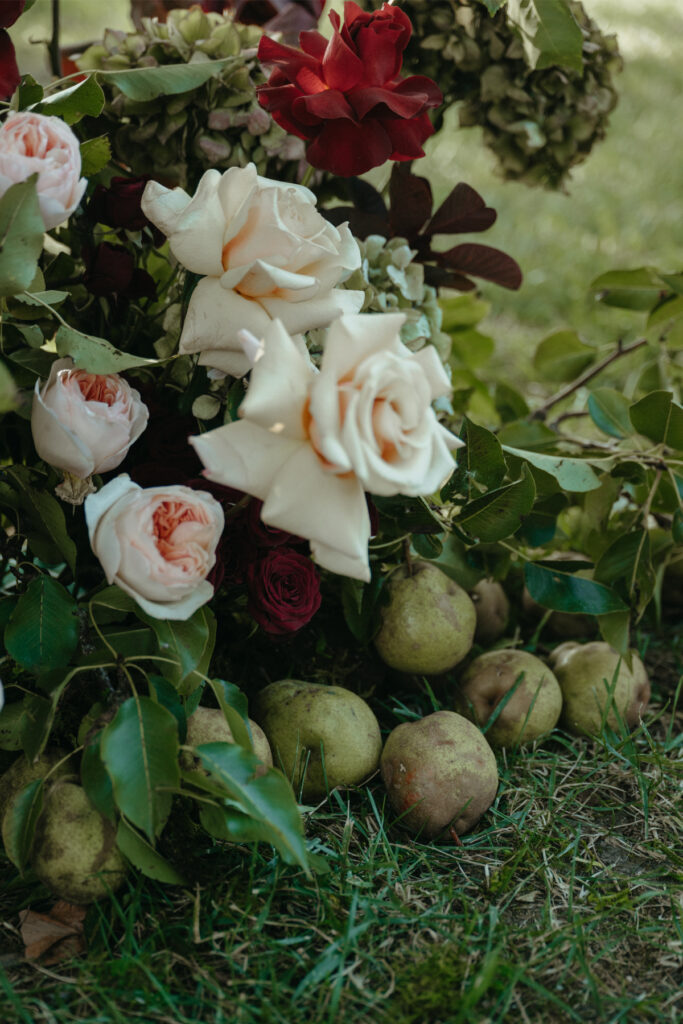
[31,359,149,487]
[191,313,462,581]
[140,163,363,377]
[85,475,225,620]
[0,112,87,230]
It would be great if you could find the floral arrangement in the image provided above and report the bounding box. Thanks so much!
[1,0,680,902]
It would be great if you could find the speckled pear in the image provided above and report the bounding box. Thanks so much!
[182,706,273,770]
[552,641,651,735]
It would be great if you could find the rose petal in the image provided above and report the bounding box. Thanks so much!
[179,278,273,376]
[191,420,303,500]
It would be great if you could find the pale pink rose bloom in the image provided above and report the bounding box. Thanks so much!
[191,314,462,582]
[85,476,225,620]
[31,358,149,480]
[141,163,363,377]
[0,112,87,230]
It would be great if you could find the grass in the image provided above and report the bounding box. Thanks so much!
[1,629,682,1024]
[2,2,683,1021]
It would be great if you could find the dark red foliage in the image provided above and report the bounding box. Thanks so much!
[88,177,153,233]
[247,548,322,634]
[0,1,25,29]
[83,243,156,300]
[257,0,441,176]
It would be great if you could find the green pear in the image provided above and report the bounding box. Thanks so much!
[31,782,128,904]
[181,707,273,771]
[470,579,510,644]
[552,641,651,735]
[380,711,498,839]
[255,680,382,801]
[455,649,562,748]
[0,750,72,827]
[374,562,476,675]
[0,703,24,752]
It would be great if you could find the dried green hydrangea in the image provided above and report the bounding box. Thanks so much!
[397,0,621,189]
[76,6,304,189]
[314,235,451,361]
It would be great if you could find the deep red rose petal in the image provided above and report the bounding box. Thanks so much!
[347,84,427,121]
[394,74,444,108]
[383,112,434,161]
[257,35,320,82]
[0,1,24,30]
[258,83,312,139]
[296,65,329,94]
[306,118,392,176]
[355,23,405,85]
[341,0,366,30]
[322,26,364,91]
[0,31,20,100]
[299,29,327,60]
[293,88,355,124]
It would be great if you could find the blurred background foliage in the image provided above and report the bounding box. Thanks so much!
[12,0,683,381]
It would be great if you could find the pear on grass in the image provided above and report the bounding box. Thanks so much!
[470,579,510,645]
[0,750,71,826]
[374,561,476,675]
[181,706,273,771]
[455,649,562,748]
[0,703,24,752]
[255,680,382,801]
[380,711,498,839]
[551,641,651,735]
[32,782,127,904]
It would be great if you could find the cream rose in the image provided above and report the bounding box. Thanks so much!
[0,112,87,230]
[141,163,363,377]
[31,359,149,482]
[85,476,225,621]
[191,314,462,582]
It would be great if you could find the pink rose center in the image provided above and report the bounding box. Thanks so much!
[152,500,210,563]
[71,370,122,406]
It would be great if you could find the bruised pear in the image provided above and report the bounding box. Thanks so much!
[374,562,476,675]
[552,641,651,735]
[181,707,273,771]
[0,703,24,752]
[32,782,127,904]
[455,650,562,748]
[0,750,71,827]
[255,680,382,801]
[470,579,510,644]
[380,711,498,839]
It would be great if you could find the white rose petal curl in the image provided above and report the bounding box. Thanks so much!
[141,164,364,376]
[85,476,225,621]
[191,315,462,582]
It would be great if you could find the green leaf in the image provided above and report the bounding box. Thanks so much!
[673,509,683,545]
[475,0,508,13]
[20,694,56,761]
[590,267,663,311]
[4,576,78,674]
[17,289,69,308]
[588,388,633,439]
[138,605,216,696]
[647,294,683,330]
[148,675,187,744]
[81,736,117,822]
[37,75,105,124]
[99,57,238,101]
[594,529,655,613]
[497,420,558,450]
[2,779,43,874]
[0,360,17,413]
[506,0,583,72]
[495,381,528,422]
[80,135,112,177]
[116,819,186,885]
[597,611,630,658]
[0,177,44,298]
[55,324,155,374]
[24,487,77,572]
[525,562,627,614]
[340,573,384,644]
[196,743,309,874]
[206,679,252,752]
[457,465,536,542]
[502,446,601,492]
[443,417,506,501]
[100,696,180,842]
[629,391,683,449]
[532,331,595,382]
[15,74,44,109]
[90,585,138,614]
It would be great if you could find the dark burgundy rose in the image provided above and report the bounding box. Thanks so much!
[247,548,321,634]
[0,1,24,100]
[256,0,441,176]
[83,243,156,300]
[88,177,152,232]
[247,498,295,548]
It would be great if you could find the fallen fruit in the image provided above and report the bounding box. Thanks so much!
[255,680,382,801]
[551,641,651,735]
[182,706,273,770]
[374,561,476,674]
[455,649,563,747]
[380,710,498,839]
[470,579,510,645]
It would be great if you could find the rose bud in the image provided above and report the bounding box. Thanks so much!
[85,475,225,621]
[32,359,149,503]
[247,548,322,635]
[0,112,86,230]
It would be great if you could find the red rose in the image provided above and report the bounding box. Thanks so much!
[83,243,156,300]
[88,177,153,233]
[0,1,25,100]
[256,0,441,176]
[247,549,321,634]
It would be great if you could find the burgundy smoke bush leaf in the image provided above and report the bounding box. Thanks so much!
[437,244,523,291]
[389,164,433,240]
[426,182,497,236]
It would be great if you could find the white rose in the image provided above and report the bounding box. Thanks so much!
[191,314,462,582]
[141,163,363,377]
[85,476,225,621]
[31,359,149,480]
[0,679,4,713]
[0,112,87,230]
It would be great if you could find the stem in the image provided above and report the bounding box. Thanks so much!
[49,0,61,78]
[532,337,649,420]
[300,163,315,189]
